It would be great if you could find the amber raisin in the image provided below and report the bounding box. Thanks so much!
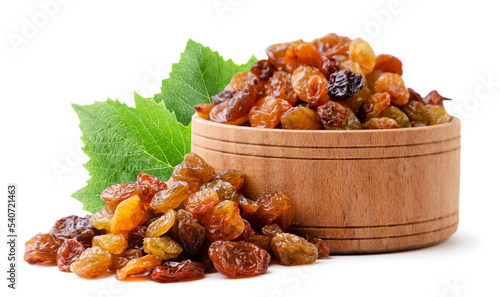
[212,169,245,190]
[143,237,183,260]
[291,66,324,102]
[251,59,277,84]
[201,180,236,201]
[306,75,330,109]
[208,241,271,278]
[150,181,190,213]
[227,71,258,92]
[304,235,330,258]
[317,101,349,128]
[249,96,289,128]
[115,254,163,280]
[89,204,116,231]
[261,223,284,239]
[312,33,351,56]
[171,210,206,258]
[137,172,168,207]
[193,103,216,119]
[327,69,365,100]
[24,233,60,265]
[100,182,145,206]
[425,104,451,125]
[280,105,322,130]
[209,99,250,125]
[109,249,143,272]
[285,42,322,72]
[359,92,391,121]
[349,38,376,74]
[250,191,295,230]
[380,106,411,128]
[265,71,299,106]
[212,79,262,123]
[373,72,409,106]
[246,235,271,252]
[362,117,399,129]
[146,209,177,237]
[374,54,403,75]
[201,200,245,241]
[327,105,362,130]
[71,246,112,278]
[231,191,259,219]
[184,188,219,218]
[109,195,147,235]
[234,219,256,241]
[150,260,205,283]
[403,101,450,126]
[92,233,128,255]
[270,233,318,265]
[56,239,85,272]
[50,215,95,247]
[266,41,293,69]
[319,55,339,77]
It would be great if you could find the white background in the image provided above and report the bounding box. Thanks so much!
[1,0,499,296]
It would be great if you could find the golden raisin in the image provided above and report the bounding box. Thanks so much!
[312,33,351,56]
[374,54,403,75]
[265,71,299,106]
[115,254,163,280]
[146,209,177,237]
[109,195,147,235]
[201,200,245,241]
[92,233,128,255]
[143,237,183,260]
[280,105,322,130]
[249,96,290,128]
[71,246,112,278]
[212,169,245,190]
[270,233,318,265]
[184,188,219,218]
[150,181,190,213]
[362,117,399,129]
[373,72,410,106]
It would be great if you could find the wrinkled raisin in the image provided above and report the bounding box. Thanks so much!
[373,72,409,106]
[261,223,284,239]
[234,219,255,241]
[201,200,245,241]
[211,79,262,123]
[171,210,206,258]
[359,92,391,121]
[312,33,351,56]
[137,172,168,207]
[212,90,235,104]
[306,75,330,109]
[249,96,290,128]
[184,188,219,218]
[72,246,112,278]
[143,237,183,260]
[50,215,95,247]
[317,101,349,128]
[362,117,399,129]
[109,195,147,235]
[329,105,362,130]
[146,209,176,237]
[285,42,322,72]
[246,235,271,252]
[150,181,190,213]
[127,225,147,251]
[115,254,163,280]
[231,191,259,219]
[150,260,205,283]
[212,169,245,190]
[24,233,60,265]
[374,54,403,75]
[304,235,330,258]
[319,55,339,77]
[327,69,365,100]
[265,71,298,106]
[227,71,258,92]
[56,239,85,272]
[193,103,216,119]
[201,180,236,201]
[291,66,324,102]
[270,233,318,265]
[100,182,145,206]
[208,241,271,278]
[250,191,295,230]
[349,38,376,74]
[89,204,116,231]
[266,41,293,69]
[380,106,411,128]
[109,249,142,272]
[251,59,277,84]
[92,233,128,255]
[280,105,322,130]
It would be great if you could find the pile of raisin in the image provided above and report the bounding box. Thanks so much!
[24,153,329,282]
[195,33,452,129]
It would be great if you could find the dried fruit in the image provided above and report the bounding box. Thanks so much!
[212,90,235,104]
[92,233,128,254]
[312,33,351,56]
[330,104,362,130]
[270,233,318,265]
[291,66,324,102]
[201,200,245,241]
[265,70,299,106]
[193,103,216,119]
[380,106,411,128]
[251,59,277,84]
[373,72,409,106]
[231,191,259,219]
[261,223,284,239]
[317,101,349,128]
[150,181,190,213]
[422,90,452,106]
[234,219,256,241]
[201,180,236,201]
[71,246,112,278]
[374,54,403,75]
[56,239,85,272]
[349,38,376,73]
[127,226,147,251]
[146,209,177,237]
[109,249,143,272]
[285,42,322,72]
[24,233,60,265]
[359,92,391,121]
[319,55,339,77]
[171,210,206,258]
[184,188,219,218]
[249,96,290,128]
[143,237,183,260]
[227,71,258,92]
[246,235,271,252]
[251,191,295,230]
[100,182,145,206]
[89,204,116,231]
[137,172,168,206]
[362,117,399,129]
[50,215,96,247]
[109,195,147,235]
[266,42,293,69]
[209,241,271,278]
[115,254,163,280]
[280,105,322,130]
[211,79,262,123]
[150,260,205,283]
[327,69,365,100]
[304,235,330,258]
[425,104,451,125]
[306,75,330,109]
[212,169,245,190]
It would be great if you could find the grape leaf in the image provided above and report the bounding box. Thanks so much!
[71,94,191,213]
[154,39,258,125]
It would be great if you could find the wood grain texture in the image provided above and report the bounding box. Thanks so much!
[191,114,461,254]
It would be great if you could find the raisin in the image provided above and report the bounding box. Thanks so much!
[374,54,403,75]
[71,246,112,278]
[280,105,322,130]
[422,90,452,106]
[365,69,383,92]
[208,100,250,125]
[251,59,277,84]
[317,101,349,128]
[24,233,60,265]
[92,233,128,255]
[304,235,330,258]
[337,96,365,116]
[285,42,322,72]
[171,210,206,258]
[265,71,299,106]
[234,219,255,241]
[170,167,203,194]
[329,105,362,130]
[184,188,219,218]
[246,235,271,252]
[403,102,450,126]
[339,60,366,83]
[180,152,215,182]
[109,195,147,235]
[115,254,163,280]
[201,180,236,201]
[373,72,409,106]
[227,71,258,92]
[127,225,147,251]
[319,55,339,77]
[349,38,376,74]
[380,106,412,128]
[408,88,423,103]
[327,70,365,100]
[146,209,176,237]
[100,182,145,206]
[359,92,391,122]
[270,233,318,265]
[50,215,96,247]
[143,237,183,260]
[212,90,235,104]
[425,104,451,125]
[249,96,290,128]
[150,181,190,213]
[193,103,216,119]
[201,200,245,241]
[137,172,168,207]
[306,75,330,109]
[212,169,245,190]
[261,223,284,239]
[89,204,116,231]
[250,191,295,230]
[109,249,143,272]
[56,239,85,272]
[291,66,324,102]
[199,240,215,273]
[266,41,293,69]
[208,241,271,278]
[231,191,259,219]
[362,117,399,129]
[150,260,205,283]
[312,33,351,56]
[211,79,262,123]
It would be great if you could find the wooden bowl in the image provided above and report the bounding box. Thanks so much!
[191,114,461,254]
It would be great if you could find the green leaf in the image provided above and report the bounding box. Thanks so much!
[154,39,258,125]
[71,94,191,213]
